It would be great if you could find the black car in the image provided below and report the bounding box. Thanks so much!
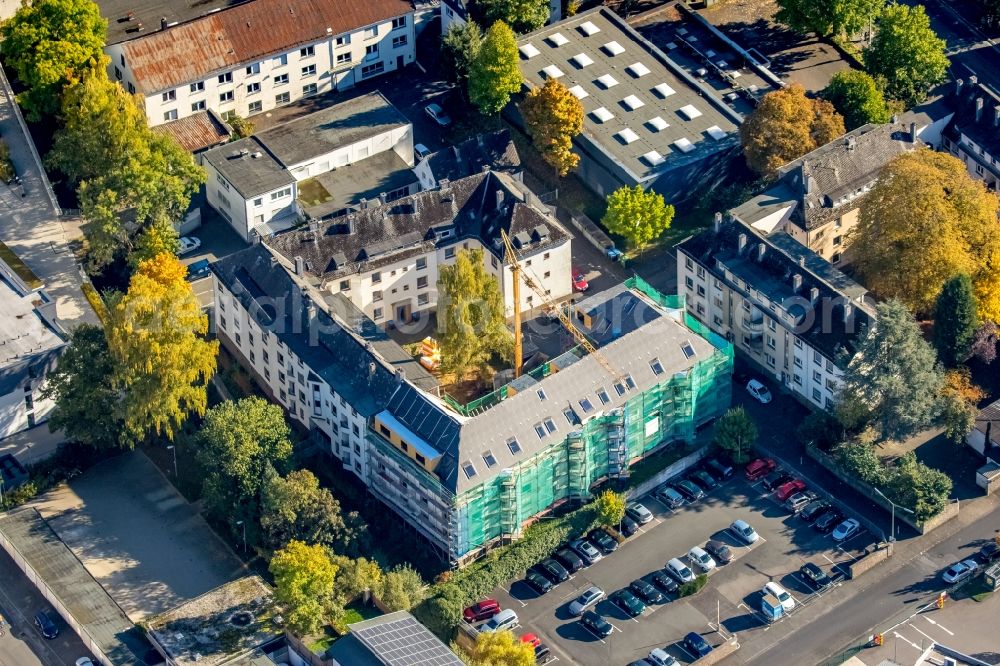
[588,528,619,554]
[525,570,554,594]
[555,547,585,573]
[185,258,211,282]
[689,470,718,491]
[978,541,1000,565]
[34,611,58,639]
[610,589,646,617]
[704,457,734,480]
[684,632,713,657]
[630,578,666,604]
[763,472,793,492]
[799,562,832,590]
[704,539,734,565]
[814,508,845,534]
[535,558,569,584]
[619,514,640,537]
[799,500,832,523]
[580,610,613,638]
[673,479,705,501]
[649,570,678,595]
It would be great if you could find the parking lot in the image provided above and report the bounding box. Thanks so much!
[484,461,876,665]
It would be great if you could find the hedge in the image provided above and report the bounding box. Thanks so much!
[678,574,708,598]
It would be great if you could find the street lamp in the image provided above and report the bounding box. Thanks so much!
[166,445,178,478]
[235,520,247,552]
[872,487,914,542]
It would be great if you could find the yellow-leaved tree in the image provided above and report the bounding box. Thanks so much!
[106,252,218,443]
[520,78,584,176]
[462,630,535,666]
[850,150,1000,319]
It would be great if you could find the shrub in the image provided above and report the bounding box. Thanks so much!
[796,410,841,451]
[678,574,708,597]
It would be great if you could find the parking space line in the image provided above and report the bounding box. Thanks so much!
[909,624,937,643]
[893,631,922,650]
[821,553,837,565]
[924,617,953,635]
[677,643,698,660]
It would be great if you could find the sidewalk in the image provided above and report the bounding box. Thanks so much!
[0,424,65,466]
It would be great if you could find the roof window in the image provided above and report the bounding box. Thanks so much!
[678,104,703,120]
[647,116,669,132]
[597,388,611,404]
[483,450,497,467]
[537,388,547,401]
[650,358,664,375]
[507,438,522,455]
[681,341,696,359]
[571,53,594,68]
[568,85,589,99]
[544,417,558,434]
[520,43,540,59]
[579,20,600,35]
[622,94,644,110]
[462,461,477,479]
[542,64,565,79]
[616,128,639,144]
[579,398,594,413]
[596,74,619,89]
[592,107,614,123]
[603,41,625,56]
[673,137,695,153]
[652,83,675,98]
[706,125,726,140]
[625,374,636,390]
[534,423,547,439]
[564,408,581,426]
[547,32,569,47]
[642,150,665,166]
[626,62,651,77]
[614,381,627,396]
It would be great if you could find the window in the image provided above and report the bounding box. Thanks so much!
[544,271,551,279]
[680,342,696,359]
[253,197,263,207]
[249,100,262,113]
[462,461,477,479]
[416,275,428,289]
[336,35,350,46]
[417,292,429,305]
[713,315,723,326]
[685,276,694,289]
[220,91,234,103]
[362,62,384,78]
[301,64,316,77]
[579,398,594,413]
[416,257,427,270]
[766,354,775,367]
[246,82,260,94]
[114,66,122,80]
[302,83,317,96]
[191,100,206,112]
[563,408,581,426]
[371,271,382,284]
[128,83,135,94]
[444,247,455,259]
[218,72,233,84]
[625,375,636,390]
[365,25,379,38]
[415,453,426,465]
[793,373,802,385]
[120,54,125,67]
[767,335,776,350]
[794,356,803,368]
[373,307,383,320]
[392,16,406,29]
[163,109,178,121]
[366,44,379,59]
[190,81,205,93]
[614,381,627,396]
[650,358,664,375]
[216,173,230,191]
[162,90,176,102]
[300,45,315,57]
[372,290,384,303]
[392,35,407,49]
[794,338,803,349]
[813,370,822,382]
[275,92,290,104]
[536,388,547,401]
[812,388,822,402]
[507,438,521,455]
[597,388,611,404]
[833,235,842,247]
[483,451,497,467]
[340,280,350,291]
[544,418,557,434]
[246,63,260,75]
[273,54,287,66]
[337,52,352,64]
[274,73,289,85]
[767,318,776,331]
[271,187,292,200]
[534,423,547,439]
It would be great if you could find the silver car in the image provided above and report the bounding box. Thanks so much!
[569,585,605,616]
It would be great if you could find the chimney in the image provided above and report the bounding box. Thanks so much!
[359,197,368,210]
[294,256,305,275]
[738,233,747,253]
[160,16,167,30]
[846,136,856,151]
[379,192,388,205]
[308,220,318,233]
[713,211,722,233]
[305,297,317,322]
[909,122,917,142]
[791,273,802,292]
[994,106,1000,127]
[804,172,816,194]
[955,78,964,96]
[798,256,805,268]
[496,189,505,210]
[482,163,491,173]
[976,97,984,123]
[756,243,766,261]
[843,302,852,323]
[395,368,406,383]
[439,178,450,192]
[809,287,819,303]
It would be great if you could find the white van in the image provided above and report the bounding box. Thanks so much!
[480,608,519,633]
[667,557,695,583]
[762,581,795,611]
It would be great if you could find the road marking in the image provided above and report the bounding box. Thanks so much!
[821,553,837,565]
[909,624,937,643]
[677,643,698,660]
[924,617,953,635]
[893,632,921,650]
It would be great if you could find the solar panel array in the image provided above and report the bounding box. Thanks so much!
[353,615,465,666]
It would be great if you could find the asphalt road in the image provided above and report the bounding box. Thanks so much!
[901,0,1000,84]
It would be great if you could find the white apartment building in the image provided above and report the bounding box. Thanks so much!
[677,216,874,409]
[104,0,415,127]
[200,92,415,241]
[942,76,1000,191]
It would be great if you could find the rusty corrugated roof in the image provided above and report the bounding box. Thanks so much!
[121,0,411,94]
[154,110,231,152]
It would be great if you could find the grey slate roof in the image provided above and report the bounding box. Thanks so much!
[202,137,296,200]
[944,74,1000,163]
[422,130,522,183]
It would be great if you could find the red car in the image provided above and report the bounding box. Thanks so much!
[775,479,806,502]
[520,633,542,648]
[463,598,500,623]
[572,268,589,292]
[744,457,776,481]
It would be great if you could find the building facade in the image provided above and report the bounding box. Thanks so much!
[105,0,415,127]
[942,75,1000,191]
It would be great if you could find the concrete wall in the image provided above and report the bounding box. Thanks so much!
[847,541,893,579]
[695,635,740,665]
[627,445,707,500]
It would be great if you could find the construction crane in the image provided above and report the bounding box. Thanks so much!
[500,229,619,381]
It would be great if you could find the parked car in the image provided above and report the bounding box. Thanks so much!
[745,457,777,481]
[785,491,816,513]
[178,236,201,255]
[666,557,695,583]
[688,546,717,571]
[800,499,832,523]
[572,268,589,292]
[673,479,705,501]
[655,484,685,508]
[424,103,452,127]
[684,632,713,657]
[606,247,624,262]
[626,502,654,524]
[570,538,603,565]
[775,479,807,502]
[799,562,832,590]
[763,472,794,492]
[763,581,795,611]
[463,598,500,623]
[704,457,734,480]
[520,633,550,661]
[649,569,678,595]
[480,608,518,633]
[588,527,619,554]
[814,508,845,534]
[831,518,861,542]
[705,539,734,565]
[689,470,718,491]
[630,578,666,604]
[977,541,1000,565]
[628,661,653,666]
[414,143,431,160]
[942,559,980,584]
[555,547,585,573]
[75,659,95,666]
[647,649,678,666]
[610,589,646,617]
[525,570,554,594]
[746,378,772,403]
[535,558,569,583]
[579,610,613,638]
[185,258,211,281]
[730,519,760,545]
[618,513,640,537]
[569,586,605,616]
[34,611,59,639]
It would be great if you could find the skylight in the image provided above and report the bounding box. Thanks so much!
[616,128,639,144]
[537,388,547,400]
[681,341,697,358]
[627,62,651,77]
[564,408,581,426]
[652,83,676,98]
[462,461,477,479]
[483,450,497,467]
[596,74,619,89]
[642,150,665,166]
[571,53,594,68]
[592,107,614,123]
[647,116,669,131]
[519,43,540,59]
[579,398,594,413]
[534,423,547,439]
[673,137,695,153]
[622,94,644,110]
[544,417,558,434]
[679,104,703,120]
[650,358,665,375]
[706,125,727,140]
[625,375,636,390]
[603,41,625,56]
[597,388,611,404]
[507,438,522,455]
[614,381,627,396]
[579,20,600,36]
[568,85,589,99]
[547,32,568,47]
[542,64,565,79]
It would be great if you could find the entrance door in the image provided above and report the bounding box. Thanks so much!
[397,56,404,70]
[395,301,412,324]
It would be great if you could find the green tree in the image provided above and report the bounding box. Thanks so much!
[864,4,948,105]
[269,540,339,636]
[131,218,181,267]
[414,583,465,638]
[437,248,513,377]
[261,469,368,554]
[462,630,535,666]
[468,21,523,116]
[839,299,945,441]
[835,442,885,485]
[106,253,218,443]
[740,83,845,178]
[775,0,883,37]
[980,0,1000,28]
[0,0,106,120]
[933,274,979,368]
[376,565,426,612]
[594,489,627,527]
[713,406,758,463]
[227,114,255,138]
[39,324,124,448]
[851,151,1000,317]
[886,452,952,522]
[476,0,549,34]
[821,70,891,130]
[442,22,482,91]
[601,185,675,250]
[330,555,382,604]
[196,397,293,523]
[520,79,584,176]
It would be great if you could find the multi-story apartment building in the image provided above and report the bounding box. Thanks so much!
[201,92,416,240]
[677,217,874,409]
[104,0,414,127]
[730,121,918,265]
[412,130,522,191]
[265,169,573,325]
[211,245,732,562]
[942,75,1000,191]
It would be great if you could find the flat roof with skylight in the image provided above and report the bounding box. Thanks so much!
[517,7,741,184]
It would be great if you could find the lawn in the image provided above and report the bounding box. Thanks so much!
[627,441,693,488]
[297,177,332,206]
